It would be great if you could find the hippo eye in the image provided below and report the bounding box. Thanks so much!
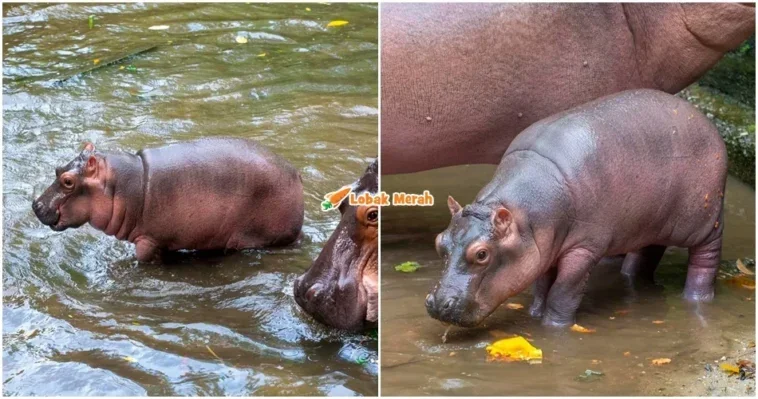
[61,176,75,189]
[365,207,378,225]
[475,249,489,263]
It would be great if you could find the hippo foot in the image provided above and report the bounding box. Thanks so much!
[528,300,545,318]
[683,289,714,303]
[541,311,575,328]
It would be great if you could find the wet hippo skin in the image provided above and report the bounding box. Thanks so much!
[427,90,727,328]
[382,3,754,174]
[32,138,304,262]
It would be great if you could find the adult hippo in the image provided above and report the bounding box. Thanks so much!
[382,3,754,174]
[32,138,304,262]
[294,160,378,331]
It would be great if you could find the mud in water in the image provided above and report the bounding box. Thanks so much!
[3,3,377,396]
[381,165,755,396]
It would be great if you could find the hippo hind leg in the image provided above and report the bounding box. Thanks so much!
[621,245,666,282]
[684,235,722,302]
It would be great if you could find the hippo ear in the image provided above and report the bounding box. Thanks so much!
[82,142,95,152]
[492,207,514,237]
[85,155,98,176]
[447,196,462,216]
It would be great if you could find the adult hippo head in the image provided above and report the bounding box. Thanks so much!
[294,160,378,331]
[32,143,101,232]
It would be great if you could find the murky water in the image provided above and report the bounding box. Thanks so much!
[381,165,755,396]
[3,3,377,396]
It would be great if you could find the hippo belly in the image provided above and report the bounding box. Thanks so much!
[136,139,304,255]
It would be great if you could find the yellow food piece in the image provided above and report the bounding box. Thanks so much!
[505,303,524,310]
[571,324,596,333]
[235,36,248,44]
[93,59,100,65]
[652,358,671,365]
[123,356,137,363]
[486,336,542,363]
[720,363,740,374]
[652,320,665,324]
[327,20,349,27]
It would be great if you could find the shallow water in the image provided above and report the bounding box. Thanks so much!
[3,3,377,396]
[381,166,755,396]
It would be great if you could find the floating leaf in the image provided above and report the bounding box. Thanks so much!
[327,20,349,27]
[395,261,420,273]
[235,36,248,44]
[123,356,137,363]
[148,25,169,30]
[720,362,740,375]
[486,336,543,363]
[571,324,596,333]
[257,53,267,57]
[505,303,524,310]
[737,259,754,275]
[652,358,671,365]
[88,15,95,29]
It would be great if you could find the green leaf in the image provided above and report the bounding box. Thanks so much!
[394,261,420,273]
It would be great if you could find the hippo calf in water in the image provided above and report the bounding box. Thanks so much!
[294,161,378,331]
[427,89,727,328]
[32,138,304,262]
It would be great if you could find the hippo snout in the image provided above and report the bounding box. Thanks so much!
[32,198,60,228]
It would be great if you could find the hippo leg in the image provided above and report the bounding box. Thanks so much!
[621,245,666,282]
[684,237,722,302]
[135,238,160,263]
[529,267,557,319]
[542,249,597,327]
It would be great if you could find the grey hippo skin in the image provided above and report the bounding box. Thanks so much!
[427,90,727,328]
[32,138,304,262]
[382,3,754,174]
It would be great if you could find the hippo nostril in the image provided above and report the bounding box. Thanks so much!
[305,283,323,302]
[442,297,457,310]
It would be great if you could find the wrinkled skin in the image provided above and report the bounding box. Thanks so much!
[33,138,304,262]
[382,3,754,174]
[427,90,727,328]
[294,161,378,331]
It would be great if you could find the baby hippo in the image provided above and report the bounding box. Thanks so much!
[428,89,726,328]
[32,138,304,262]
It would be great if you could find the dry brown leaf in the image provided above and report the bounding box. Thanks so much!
[571,324,596,333]
[736,259,754,275]
[652,358,671,366]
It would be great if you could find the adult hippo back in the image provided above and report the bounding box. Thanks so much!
[382,3,755,174]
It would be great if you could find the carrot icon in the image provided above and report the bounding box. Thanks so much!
[321,185,352,211]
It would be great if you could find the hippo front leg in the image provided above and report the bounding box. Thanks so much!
[135,238,160,263]
[529,267,557,319]
[542,249,598,327]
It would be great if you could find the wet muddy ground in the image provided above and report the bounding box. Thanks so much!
[3,3,377,396]
[381,165,755,396]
